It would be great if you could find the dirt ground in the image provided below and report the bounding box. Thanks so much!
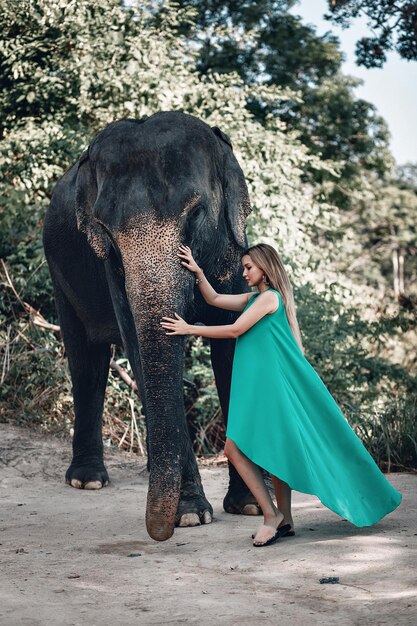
[0,424,416,626]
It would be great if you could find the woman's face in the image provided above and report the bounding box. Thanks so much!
[241,254,264,288]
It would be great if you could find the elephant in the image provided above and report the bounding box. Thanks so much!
[43,110,258,541]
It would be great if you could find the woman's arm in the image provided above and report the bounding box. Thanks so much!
[178,245,251,312]
[161,291,279,338]
[196,272,253,312]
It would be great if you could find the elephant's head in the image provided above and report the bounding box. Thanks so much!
[75,112,251,540]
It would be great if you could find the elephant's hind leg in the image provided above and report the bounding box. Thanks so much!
[222,463,262,515]
[210,337,262,516]
[54,284,111,489]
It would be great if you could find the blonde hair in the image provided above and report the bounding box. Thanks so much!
[242,243,304,352]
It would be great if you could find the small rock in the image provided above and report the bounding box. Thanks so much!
[319,577,340,584]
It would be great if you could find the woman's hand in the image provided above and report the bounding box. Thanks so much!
[177,245,201,275]
[160,313,190,336]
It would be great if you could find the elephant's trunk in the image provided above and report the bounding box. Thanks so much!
[140,339,186,541]
[115,217,191,541]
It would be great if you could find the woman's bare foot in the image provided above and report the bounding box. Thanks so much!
[252,513,294,539]
[253,510,284,546]
[252,524,279,546]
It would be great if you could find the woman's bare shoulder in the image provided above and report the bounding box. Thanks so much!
[258,289,279,312]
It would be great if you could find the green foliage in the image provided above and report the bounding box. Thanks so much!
[174,0,342,86]
[355,176,417,297]
[174,0,393,200]
[0,0,415,468]
[0,324,72,429]
[326,0,417,67]
[298,283,416,408]
[352,396,417,471]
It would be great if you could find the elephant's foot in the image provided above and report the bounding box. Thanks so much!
[175,479,213,527]
[65,458,109,490]
[223,489,262,516]
[223,464,273,515]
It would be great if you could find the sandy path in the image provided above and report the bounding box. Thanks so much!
[0,424,416,625]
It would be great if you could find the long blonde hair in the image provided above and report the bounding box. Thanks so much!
[242,243,304,352]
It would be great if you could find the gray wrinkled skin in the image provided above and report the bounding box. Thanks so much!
[43,111,253,541]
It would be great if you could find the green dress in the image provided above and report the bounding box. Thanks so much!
[226,289,401,527]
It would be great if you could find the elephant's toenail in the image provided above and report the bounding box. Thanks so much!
[178,513,201,527]
[84,481,103,490]
[202,511,212,524]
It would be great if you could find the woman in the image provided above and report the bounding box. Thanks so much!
[160,243,401,547]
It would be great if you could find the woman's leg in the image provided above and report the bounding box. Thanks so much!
[271,475,294,530]
[224,438,283,544]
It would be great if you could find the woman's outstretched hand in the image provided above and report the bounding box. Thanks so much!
[160,313,190,336]
[177,245,201,274]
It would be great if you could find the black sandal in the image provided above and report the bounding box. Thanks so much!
[253,526,280,547]
[277,523,295,537]
[252,523,295,540]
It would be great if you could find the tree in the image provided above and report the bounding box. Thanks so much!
[173,1,343,86]
[0,0,415,467]
[355,169,417,301]
[174,0,393,203]
[326,0,417,67]
[0,0,338,428]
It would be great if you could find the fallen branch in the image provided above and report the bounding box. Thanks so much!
[128,397,145,455]
[118,422,130,449]
[1,259,60,333]
[1,325,11,384]
[110,359,138,392]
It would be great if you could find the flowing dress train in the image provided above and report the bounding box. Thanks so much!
[226,289,401,526]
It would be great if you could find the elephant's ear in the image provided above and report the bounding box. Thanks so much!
[75,149,111,260]
[211,126,252,248]
[211,126,233,150]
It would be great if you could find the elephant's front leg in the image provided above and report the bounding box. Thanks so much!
[66,341,111,489]
[175,440,213,527]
